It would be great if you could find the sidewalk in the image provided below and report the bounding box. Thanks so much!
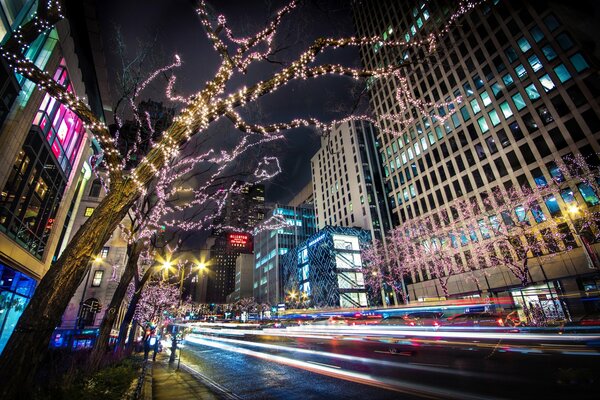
[151,353,221,400]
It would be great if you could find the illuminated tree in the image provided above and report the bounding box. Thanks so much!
[0,0,483,391]
[133,281,180,327]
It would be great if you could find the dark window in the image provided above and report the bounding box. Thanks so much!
[482,164,496,183]
[509,121,524,141]
[522,113,539,133]
[464,149,475,164]
[475,143,487,160]
[453,180,463,197]
[566,85,586,107]
[497,129,510,147]
[455,154,465,172]
[462,175,473,193]
[582,109,600,133]
[446,161,456,176]
[519,143,536,164]
[551,95,569,117]
[548,127,568,150]
[89,179,102,198]
[444,185,453,201]
[533,135,552,158]
[565,118,585,141]
[472,170,484,186]
[494,157,508,177]
[506,151,521,171]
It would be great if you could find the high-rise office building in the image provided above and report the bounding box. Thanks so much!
[353,1,600,313]
[206,182,264,303]
[253,204,317,304]
[225,253,254,303]
[311,120,393,241]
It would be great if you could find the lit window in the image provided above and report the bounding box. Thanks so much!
[409,184,416,197]
[517,37,531,52]
[542,45,557,61]
[489,110,501,126]
[511,93,527,110]
[435,126,443,140]
[528,55,543,72]
[554,64,572,83]
[529,26,544,42]
[532,203,546,223]
[577,183,600,206]
[420,137,428,151]
[500,101,513,119]
[84,207,94,217]
[560,188,576,204]
[477,117,489,133]
[460,106,471,121]
[544,194,561,217]
[428,132,436,145]
[414,142,421,156]
[515,64,527,80]
[556,33,574,51]
[539,74,555,92]
[481,91,492,107]
[502,73,514,88]
[452,113,461,128]
[100,246,109,259]
[525,84,541,100]
[92,270,103,287]
[491,83,503,98]
[570,53,589,73]
[470,99,481,114]
[505,46,518,63]
[464,82,474,96]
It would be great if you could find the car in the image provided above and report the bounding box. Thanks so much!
[309,316,349,326]
[444,312,506,327]
[378,312,444,327]
[575,312,600,326]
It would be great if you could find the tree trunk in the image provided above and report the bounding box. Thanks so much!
[88,241,143,369]
[116,288,141,352]
[0,180,139,398]
[116,265,154,352]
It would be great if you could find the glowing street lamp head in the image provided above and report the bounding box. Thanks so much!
[162,260,173,270]
[197,262,206,271]
[568,204,580,215]
[94,255,103,263]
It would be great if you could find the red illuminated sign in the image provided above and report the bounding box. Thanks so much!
[228,233,250,246]
[227,232,253,253]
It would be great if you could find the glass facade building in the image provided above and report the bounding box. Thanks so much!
[282,226,371,308]
[253,205,317,304]
[353,0,600,311]
[311,120,393,241]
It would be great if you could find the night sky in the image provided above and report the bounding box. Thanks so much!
[96,0,363,203]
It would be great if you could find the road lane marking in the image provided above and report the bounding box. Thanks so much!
[306,360,342,369]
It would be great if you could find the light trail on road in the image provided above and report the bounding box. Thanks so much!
[185,334,504,400]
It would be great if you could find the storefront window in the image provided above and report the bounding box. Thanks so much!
[0,128,67,258]
[0,263,36,354]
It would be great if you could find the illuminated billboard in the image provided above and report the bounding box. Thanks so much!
[227,232,253,253]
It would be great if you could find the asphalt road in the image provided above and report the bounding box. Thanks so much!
[179,327,600,400]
